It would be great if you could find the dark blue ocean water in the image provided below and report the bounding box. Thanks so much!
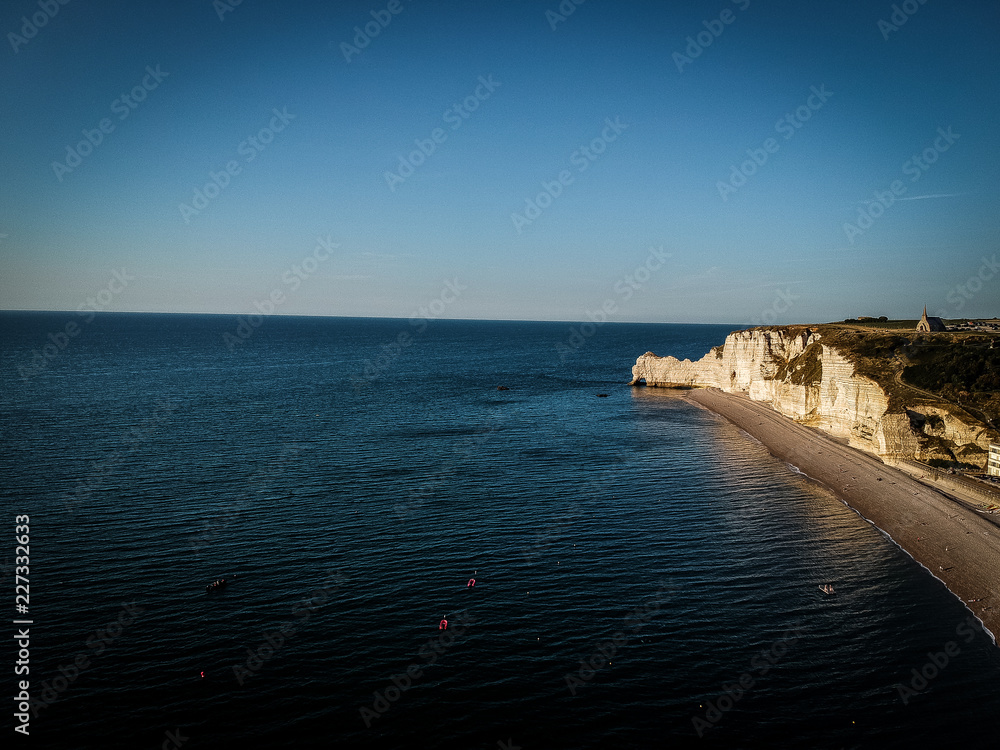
[2,312,999,749]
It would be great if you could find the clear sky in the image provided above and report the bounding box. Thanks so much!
[1,0,998,324]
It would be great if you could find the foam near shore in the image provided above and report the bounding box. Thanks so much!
[686,387,1000,643]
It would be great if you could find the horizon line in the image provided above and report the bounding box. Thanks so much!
[3,309,995,326]
[0,309,749,326]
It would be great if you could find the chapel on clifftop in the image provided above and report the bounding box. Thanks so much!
[916,306,946,332]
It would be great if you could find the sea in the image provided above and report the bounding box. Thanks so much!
[2,312,999,749]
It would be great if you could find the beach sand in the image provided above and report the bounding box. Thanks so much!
[687,387,1000,642]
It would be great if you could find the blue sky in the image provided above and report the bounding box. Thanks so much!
[1,0,998,323]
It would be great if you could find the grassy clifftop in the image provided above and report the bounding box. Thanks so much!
[812,322,1000,429]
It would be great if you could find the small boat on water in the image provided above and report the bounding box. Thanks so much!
[206,578,227,593]
[819,584,835,595]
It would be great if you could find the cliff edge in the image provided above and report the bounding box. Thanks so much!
[631,325,998,469]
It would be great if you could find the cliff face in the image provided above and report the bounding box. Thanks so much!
[631,328,996,468]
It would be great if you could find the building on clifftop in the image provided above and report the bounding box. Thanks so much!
[989,444,1000,477]
[916,306,946,332]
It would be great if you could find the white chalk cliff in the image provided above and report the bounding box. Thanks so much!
[631,328,995,467]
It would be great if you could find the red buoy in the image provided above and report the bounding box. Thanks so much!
[439,619,448,630]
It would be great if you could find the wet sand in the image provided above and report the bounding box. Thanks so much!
[687,387,1000,642]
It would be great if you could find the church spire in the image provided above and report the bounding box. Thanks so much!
[917,305,945,332]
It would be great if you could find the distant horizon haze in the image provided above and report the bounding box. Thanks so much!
[1,308,994,328]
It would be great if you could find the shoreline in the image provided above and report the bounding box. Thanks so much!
[684,387,1000,644]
